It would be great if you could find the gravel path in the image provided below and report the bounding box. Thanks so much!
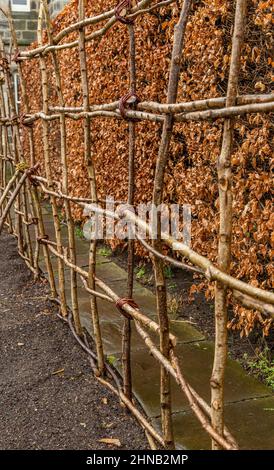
[0,231,147,450]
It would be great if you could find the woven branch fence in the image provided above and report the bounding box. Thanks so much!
[0,0,273,450]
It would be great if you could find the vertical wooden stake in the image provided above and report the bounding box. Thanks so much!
[152,0,192,449]
[37,3,67,314]
[122,22,137,402]
[211,0,247,450]
[78,0,105,374]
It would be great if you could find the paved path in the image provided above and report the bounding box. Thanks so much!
[0,231,147,450]
[28,207,274,449]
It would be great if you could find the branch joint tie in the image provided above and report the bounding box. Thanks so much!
[37,234,49,244]
[19,113,34,128]
[119,92,140,120]
[26,163,40,186]
[115,0,134,25]
[115,297,139,319]
[12,49,21,63]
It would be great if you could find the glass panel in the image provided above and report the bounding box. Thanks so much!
[12,0,27,4]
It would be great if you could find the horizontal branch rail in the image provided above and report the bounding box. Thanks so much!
[1,94,273,127]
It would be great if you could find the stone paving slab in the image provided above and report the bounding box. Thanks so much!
[29,219,68,244]
[63,278,160,322]
[96,262,128,282]
[153,396,274,450]
[81,318,205,356]
[41,202,52,215]
[39,249,110,272]
[112,342,272,418]
[109,319,202,354]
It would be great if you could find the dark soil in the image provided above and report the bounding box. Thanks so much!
[0,232,147,450]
